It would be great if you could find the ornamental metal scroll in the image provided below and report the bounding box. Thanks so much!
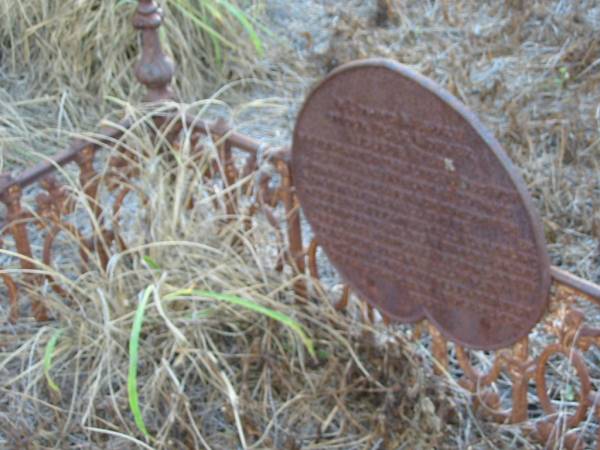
[0,117,302,322]
[0,1,305,323]
[291,60,600,449]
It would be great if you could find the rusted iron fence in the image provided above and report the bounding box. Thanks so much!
[1,1,600,448]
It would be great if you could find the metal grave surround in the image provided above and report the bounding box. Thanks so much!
[291,59,551,350]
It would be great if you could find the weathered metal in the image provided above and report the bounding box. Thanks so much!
[133,0,175,102]
[294,60,600,447]
[0,117,294,315]
[0,1,599,448]
[293,62,600,447]
[0,178,48,321]
[292,59,551,350]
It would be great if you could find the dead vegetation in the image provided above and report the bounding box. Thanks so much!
[0,108,492,449]
[0,0,599,449]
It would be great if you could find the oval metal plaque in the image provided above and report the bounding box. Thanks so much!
[292,59,551,350]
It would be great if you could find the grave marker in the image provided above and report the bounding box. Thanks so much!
[292,59,551,350]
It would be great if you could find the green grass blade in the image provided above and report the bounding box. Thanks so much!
[43,329,62,394]
[165,289,315,357]
[168,0,236,49]
[251,17,275,39]
[216,0,264,56]
[128,286,153,439]
[201,4,224,67]
[142,255,161,270]
[202,0,225,22]
[212,33,223,67]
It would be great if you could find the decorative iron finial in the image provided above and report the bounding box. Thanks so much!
[133,0,175,102]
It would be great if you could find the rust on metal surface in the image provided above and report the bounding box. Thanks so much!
[292,59,551,350]
[133,0,175,102]
[550,266,600,303]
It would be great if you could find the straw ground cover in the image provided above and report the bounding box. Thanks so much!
[0,0,267,100]
[1,0,599,448]
[0,0,271,168]
[0,106,485,449]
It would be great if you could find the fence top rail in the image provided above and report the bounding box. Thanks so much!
[550,266,600,303]
[0,121,131,195]
[0,113,597,306]
[0,115,290,199]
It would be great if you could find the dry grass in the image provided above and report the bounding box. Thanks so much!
[0,0,268,99]
[0,108,496,449]
[0,0,274,169]
[1,0,599,448]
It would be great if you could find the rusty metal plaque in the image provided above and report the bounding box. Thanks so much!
[291,59,551,350]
